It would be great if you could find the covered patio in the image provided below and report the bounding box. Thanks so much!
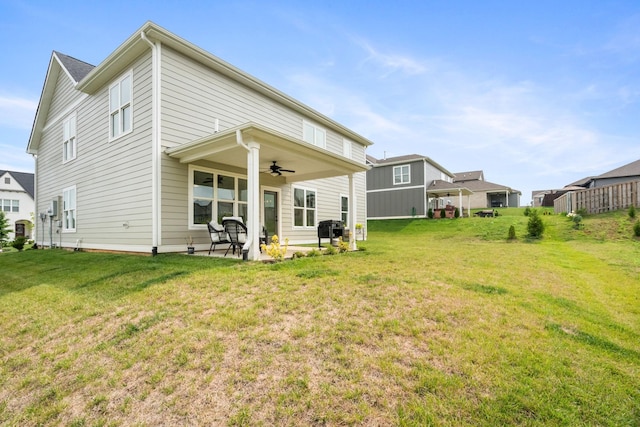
[166,122,368,260]
[426,180,473,217]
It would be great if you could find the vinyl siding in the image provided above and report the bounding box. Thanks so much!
[367,187,426,218]
[367,160,424,191]
[35,52,154,250]
[159,46,368,246]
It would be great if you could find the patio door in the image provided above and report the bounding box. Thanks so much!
[263,190,279,237]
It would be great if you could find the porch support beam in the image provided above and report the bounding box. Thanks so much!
[349,173,357,251]
[246,141,261,261]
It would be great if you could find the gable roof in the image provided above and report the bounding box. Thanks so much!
[0,170,35,198]
[453,170,483,182]
[367,154,454,177]
[53,51,95,83]
[28,21,373,155]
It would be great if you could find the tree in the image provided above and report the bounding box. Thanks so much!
[0,211,10,247]
[527,209,545,238]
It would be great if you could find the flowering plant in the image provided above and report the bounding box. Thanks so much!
[261,234,289,262]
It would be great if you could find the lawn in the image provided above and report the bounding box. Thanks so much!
[1,209,639,426]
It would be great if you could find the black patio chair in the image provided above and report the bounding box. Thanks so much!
[207,221,230,255]
[222,218,247,257]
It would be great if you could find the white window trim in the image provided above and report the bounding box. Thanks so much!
[302,120,326,149]
[340,194,349,228]
[62,113,77,163]
[62,185,76,232]
[292,185,317,229]
[393,164,411,185]
[109,70,133,142]
[188,165,248,229]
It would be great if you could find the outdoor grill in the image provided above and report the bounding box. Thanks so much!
[317,220,344,248]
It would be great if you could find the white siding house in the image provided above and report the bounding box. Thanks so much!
[27,22,371,259]
[0,170,35,241]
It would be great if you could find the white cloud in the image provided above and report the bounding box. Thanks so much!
[0,95,38,129]
[352,37,429,77]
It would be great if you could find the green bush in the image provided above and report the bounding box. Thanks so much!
[454,207,460,218]
[629,205,636,219]
[572,214,583,229]
[527,209,545,238]
[427,208,434,219]
[523,206,531,217]
[634,221,640,237]
[507,225,516,240]
[440,209,446,219]
[11,236,26,251]
[324,244,337,255]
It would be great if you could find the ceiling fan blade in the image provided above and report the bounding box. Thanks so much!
[280,168,295,173]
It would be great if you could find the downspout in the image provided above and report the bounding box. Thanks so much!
[141,31,162,255]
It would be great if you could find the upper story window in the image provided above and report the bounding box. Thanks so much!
[4,177,9,184]
[302,121,326,148]
[1,199,19,213]
[63,114,77,162]
[342,138,352,159]
[393,165,410,185]
[109,72,132,140]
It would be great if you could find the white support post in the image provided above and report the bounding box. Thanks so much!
[247,141,261,260]
[458,189,463,216]
[349,173,357,251]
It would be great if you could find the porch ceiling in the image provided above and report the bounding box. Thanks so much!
[165,122,369,182]
[427,187,473,197]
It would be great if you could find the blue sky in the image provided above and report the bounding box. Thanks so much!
[2,0,640,204]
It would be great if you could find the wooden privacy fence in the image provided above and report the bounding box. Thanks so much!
[554,180,640,214]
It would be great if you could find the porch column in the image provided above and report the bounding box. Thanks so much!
[246,141,261,260]
[349,173,357,251]
[506,190,509,207]
[458,189,463,216]
[467,195,471,218]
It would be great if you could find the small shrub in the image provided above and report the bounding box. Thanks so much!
[524,206,531,217]
[572,214,583,229]
[454,207,460,218]
[576,207,587,216]
[324,244,337,255]
[292,251,306,259]
[306,249,321,257]
[507,225,516,241]
[337,236,349,253]
[527,209,545,238]
[629,205,636,219]
[11,236,26,251]
[440,209,446,219]
[634,221,640,237]
[427,209,434,219]
[260,234,289,262]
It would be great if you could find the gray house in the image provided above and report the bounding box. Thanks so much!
[568,158,640,189]
[451,170,521,208]
[366,154,469,219]
[0,170,35,240]
[26,22,371,259]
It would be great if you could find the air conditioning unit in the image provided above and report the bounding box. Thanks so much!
[49,197,62,219]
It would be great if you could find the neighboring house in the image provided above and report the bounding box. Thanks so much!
[452,170,521,208]
[0,170,34,240]
[568,158,640,189]
[366,154,472,219]
[26,22,372,259]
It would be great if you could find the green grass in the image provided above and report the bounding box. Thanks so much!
[1,208,639,425]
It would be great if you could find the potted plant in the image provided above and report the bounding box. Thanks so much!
[186,236,195,254]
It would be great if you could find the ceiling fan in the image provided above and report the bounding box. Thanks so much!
[266,161,295,176]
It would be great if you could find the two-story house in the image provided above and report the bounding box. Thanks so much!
[27,22,371,259]
[0,170,34,241]
[366,154,472,219]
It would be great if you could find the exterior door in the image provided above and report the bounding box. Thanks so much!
[263,190,278,237]
[15,223,25,238]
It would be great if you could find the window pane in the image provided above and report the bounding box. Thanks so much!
[306,209,315,227]
[238,203,248,222]
[63,120,70,141]
[238,178,247,202]
[306,191,315,208]
[120,76,131,104]
[294,188,305,207]
[110,85,119,111]
[69,189,76,208]
[217,201,234,222]
[341,196,348,211]
[193,199,212,224]
[111,112,120,137]
[12,200,19,212]
[193,171,213,198]
[294,208,304,227]
[315,128,325,147]
[303,123,314,144]
[217,175,235,200]
[122,105,131,132]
